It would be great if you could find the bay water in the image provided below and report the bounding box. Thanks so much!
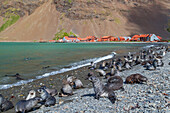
[0,42,151,89]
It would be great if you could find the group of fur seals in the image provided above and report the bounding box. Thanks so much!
[140,45,168,70]
[0,94,14,112]
[87,45,168,104]
[59,76,84,97]
[15,86,57,113]
[14,75,83,112]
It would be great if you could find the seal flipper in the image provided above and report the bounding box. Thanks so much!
[108,92,116,104]
[95,94,100,100]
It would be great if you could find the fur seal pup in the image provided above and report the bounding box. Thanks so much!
[105,67,120,79]
[85,72,94,80]
[115,59,123,71]
[88,76,116,104]
[125,73,148,84]
[95,69,106,77]
[99,61,109,71]
[156,58,164,67]
[145,59,158,70]
[111,67,120,76]
[66,75,76,85]
[73,78,84,89]
[41,86,58,96]
[59,79,73,97]
[26,90,36,100]
[15,97,42,113]
[0,94,4,106]
[123,62,131,70]
[37,88,56,107]
[106,76,124,91]
[134,56,141,65]
[0,94,14,112]
[88,62,97,70]
[0,99,14,112]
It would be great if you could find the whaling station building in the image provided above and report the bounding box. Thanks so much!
[50,34,162,43]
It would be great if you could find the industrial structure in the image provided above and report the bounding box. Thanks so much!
[50,34,162,43]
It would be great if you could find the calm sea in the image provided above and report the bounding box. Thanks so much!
[0,42,151,89]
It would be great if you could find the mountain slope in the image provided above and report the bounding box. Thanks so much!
[0,0,169,41]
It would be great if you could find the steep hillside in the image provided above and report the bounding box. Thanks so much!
[0,0,169,41]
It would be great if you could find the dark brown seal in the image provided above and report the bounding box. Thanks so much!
[125,73,148,84]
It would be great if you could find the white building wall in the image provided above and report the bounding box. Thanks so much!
[150,34,160,41]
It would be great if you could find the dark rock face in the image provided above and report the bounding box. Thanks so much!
[0,0,47,17]
[53,0,114,20]
[53,0,156,20]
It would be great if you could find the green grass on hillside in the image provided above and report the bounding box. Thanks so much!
[167,27,170,32]
[167,20,170,32]
[53,29,77,40]
[114,18,121,24]
[68,0,72,4]
[0,15,20,32]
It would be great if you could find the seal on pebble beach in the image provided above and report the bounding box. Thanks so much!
[41,86,58,96]
[59,79,73,97]
[15,97,42,113]
[26,90,36,100]
[66,75,76,86]
[0,94,4,106]
[95,69,106,77]
[0,94,14,112]
[88,76,116,104]
[125,73,148,84]
[37,88,56,107]
[107,76,124,91]
[73,78,84,89]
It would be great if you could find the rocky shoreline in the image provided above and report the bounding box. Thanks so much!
[29,52,169,113]
[0,44,169,113]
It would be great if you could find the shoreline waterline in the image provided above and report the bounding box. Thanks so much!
[0,54,114,90]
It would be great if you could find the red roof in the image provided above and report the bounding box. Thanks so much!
[101,36,112,39]
[157,36,162,39]
[64,36,79,40]
[130,34,151,41]
[80,36,97,41]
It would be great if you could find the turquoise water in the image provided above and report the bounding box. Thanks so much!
[0,42,149,86]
